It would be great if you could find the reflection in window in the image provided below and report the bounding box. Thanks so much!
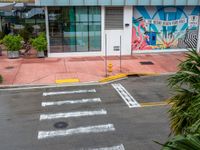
[48,6,101,53]
[0,7,45,36]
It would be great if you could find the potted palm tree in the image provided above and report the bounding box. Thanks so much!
[3,35,22,59]
[31,33,47,58]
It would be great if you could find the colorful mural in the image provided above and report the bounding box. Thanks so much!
[132,6,200,51]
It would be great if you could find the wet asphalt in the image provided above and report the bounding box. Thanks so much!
[0,75,173,150]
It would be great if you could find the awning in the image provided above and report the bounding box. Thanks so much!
[0,3,26,11]
[0,3,15,11]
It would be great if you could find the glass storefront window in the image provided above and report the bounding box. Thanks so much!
[48,6,101,53]
[0,7,45,37]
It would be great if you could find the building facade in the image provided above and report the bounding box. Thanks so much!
[1,0,200,57]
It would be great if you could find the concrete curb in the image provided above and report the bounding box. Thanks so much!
[0,72,173,91]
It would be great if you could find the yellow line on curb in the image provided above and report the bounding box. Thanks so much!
[99,74,127,83]
[56,79,80,84]
[99,72,159,83]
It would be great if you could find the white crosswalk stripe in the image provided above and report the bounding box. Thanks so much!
[39,88,125,149]
[112,83,140,108]
[87,144,125,150]
[41,98,101,107]
[40,109,107,120]
[38,124,115,139]
[43,89,96,96]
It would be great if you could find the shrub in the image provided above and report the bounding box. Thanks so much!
[0,75,3,84]
[31,32,47,52]
[3,35,23,51]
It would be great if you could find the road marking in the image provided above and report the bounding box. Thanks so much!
[42,98,101,107]
[43,89,96,96]
[140,101,171,107]
[40,109,107,120]
[112,83,140,108]
[87,144,125,150]
[38,124,115,139]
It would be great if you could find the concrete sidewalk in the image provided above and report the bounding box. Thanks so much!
[0,51,185,85]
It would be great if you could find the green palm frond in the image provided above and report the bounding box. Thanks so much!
[161,134,200,150]
[168,50,200,135]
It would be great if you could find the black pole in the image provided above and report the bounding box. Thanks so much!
[105,34,108,77]
[120,35,122,72]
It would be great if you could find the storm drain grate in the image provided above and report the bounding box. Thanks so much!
[140,61,154,65]
[54,122,68,129]
[5,66,14,70]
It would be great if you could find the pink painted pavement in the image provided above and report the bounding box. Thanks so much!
[0,51,186,86]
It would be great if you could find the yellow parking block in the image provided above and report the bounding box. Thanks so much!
[56,78,80,84]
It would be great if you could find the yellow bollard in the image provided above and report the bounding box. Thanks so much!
[108,63,113,73]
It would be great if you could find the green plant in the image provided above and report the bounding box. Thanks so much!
[156,50,200,149]
[168,50,200,135]
[31,32,47,52]
[160,133,200,150]
[3,35,22,51]
[0,75,3,84]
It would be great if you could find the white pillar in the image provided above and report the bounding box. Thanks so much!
[45,6,50,56]
[101,6,105,55]
[123,6,133,55]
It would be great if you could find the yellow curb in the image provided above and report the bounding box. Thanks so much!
[126,72,159,76]
[56,78,80,84]
[99,74,127,83]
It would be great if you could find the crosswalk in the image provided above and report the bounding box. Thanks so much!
[112,83,140,108]
[38,88,125,150]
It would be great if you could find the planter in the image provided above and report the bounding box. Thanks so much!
[7,51,19,59]
[37,51,45,58]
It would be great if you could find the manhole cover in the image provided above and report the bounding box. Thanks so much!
[54,122,68,129]
[5,66,14,70]
[140,61,154,65]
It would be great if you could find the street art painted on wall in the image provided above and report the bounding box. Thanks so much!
[132,6,200,51]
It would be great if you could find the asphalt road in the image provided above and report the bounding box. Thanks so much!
[0,75,172,150]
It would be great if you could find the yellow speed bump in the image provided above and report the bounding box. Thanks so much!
[56,78,80,84]
[99,74,127,83]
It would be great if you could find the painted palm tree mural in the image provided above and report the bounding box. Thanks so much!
[132,6,200,51]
